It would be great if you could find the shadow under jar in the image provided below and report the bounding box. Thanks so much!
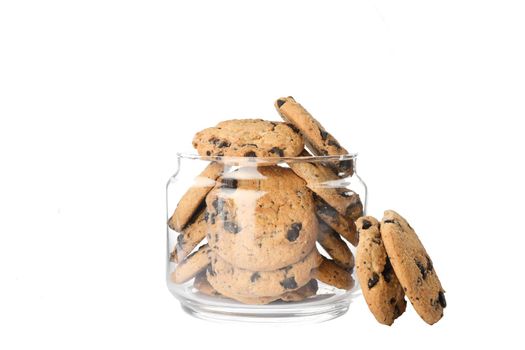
[166,153,367,323]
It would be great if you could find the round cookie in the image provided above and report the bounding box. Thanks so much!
[168,162,223,232]
[275,96,353,175]
[380,210,446,325]
[206,248,322,298]
[355,216,406,326]
[315,195,359,247]
[170,208,208,263]
[206,166,318,271]
[288,151,363,232]
[192,119,304,158]
[171,244,210,284]
[317,220,355,270]
[313,256,355,290]
[195,274,319,305]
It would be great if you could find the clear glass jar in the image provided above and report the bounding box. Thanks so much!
[166,153,367,323]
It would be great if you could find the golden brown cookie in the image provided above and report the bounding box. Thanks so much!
[168,162,223,232]
[315,195,359,246]
[171,244,210,284]
[195,273,319,305]
[380,210,446,325]
[288,151,363,232]
[170,209,208,263]
[192,119,304,158]
[206,248,322,298]
[206,166,318,271]
[356,216,406,326]
[317,220,355,270]
[312,256,355,290]
[275,96,353,175]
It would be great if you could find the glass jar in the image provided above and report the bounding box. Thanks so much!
[166,153,367,323]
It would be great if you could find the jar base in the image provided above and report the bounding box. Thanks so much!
[170,283,360,324]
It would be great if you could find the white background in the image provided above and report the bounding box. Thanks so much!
[1,0,524,348]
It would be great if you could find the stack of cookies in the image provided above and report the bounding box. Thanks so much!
[168,97,362,304]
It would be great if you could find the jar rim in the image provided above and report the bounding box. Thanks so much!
[176,152,358,163]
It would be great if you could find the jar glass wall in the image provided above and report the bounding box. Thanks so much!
[166,153,366,322]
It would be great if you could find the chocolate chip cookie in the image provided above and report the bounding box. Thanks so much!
[170,209,208,263]
[380,210,446,325]
[171,244,210,284]
[315,195,359,247]
[275,96,353,175]
[206,166,318,271]
[192,119,304,158]
[317,220,355,270]
[168,162,223,232]
[356,216,406,325]
[312,256,355,290]
[288,151,363,231]
[206,248,322,298]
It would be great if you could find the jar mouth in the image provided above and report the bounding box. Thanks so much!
[176,152,358,164]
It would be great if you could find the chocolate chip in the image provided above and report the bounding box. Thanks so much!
[286,123,300,134]
[244,151,256,157]
[361,219,372,230]
[416,260,427,279]
[209,137,231,148]
[438,291,447,308]
[426,255,433,273]
[203,212,209,222]
[389,297,396,305]
[383,219,396,224]
[346,200,363,218]
[217,140,230,148]
[276,99,286,108]
[368,273,379,289]
[372,237,382,245]
[209,213,216,225]
[394,304,401,317]
[286,223,302,241]
[206,265,216,276]
[176,234,185,245]
[320,130,329,140]
[206,151,211,156]
[250,272,260,282]
[316,201,338,218]
[221,178,238,189]
[212,197,225,214]
[339,159,353,172]
[280,277,298,289]
[327,139,342,150]
[223,221,240,234]
[382,257,394,283]
[269,147,284,157]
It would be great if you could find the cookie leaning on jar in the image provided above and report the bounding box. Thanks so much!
[355,210,446,325]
